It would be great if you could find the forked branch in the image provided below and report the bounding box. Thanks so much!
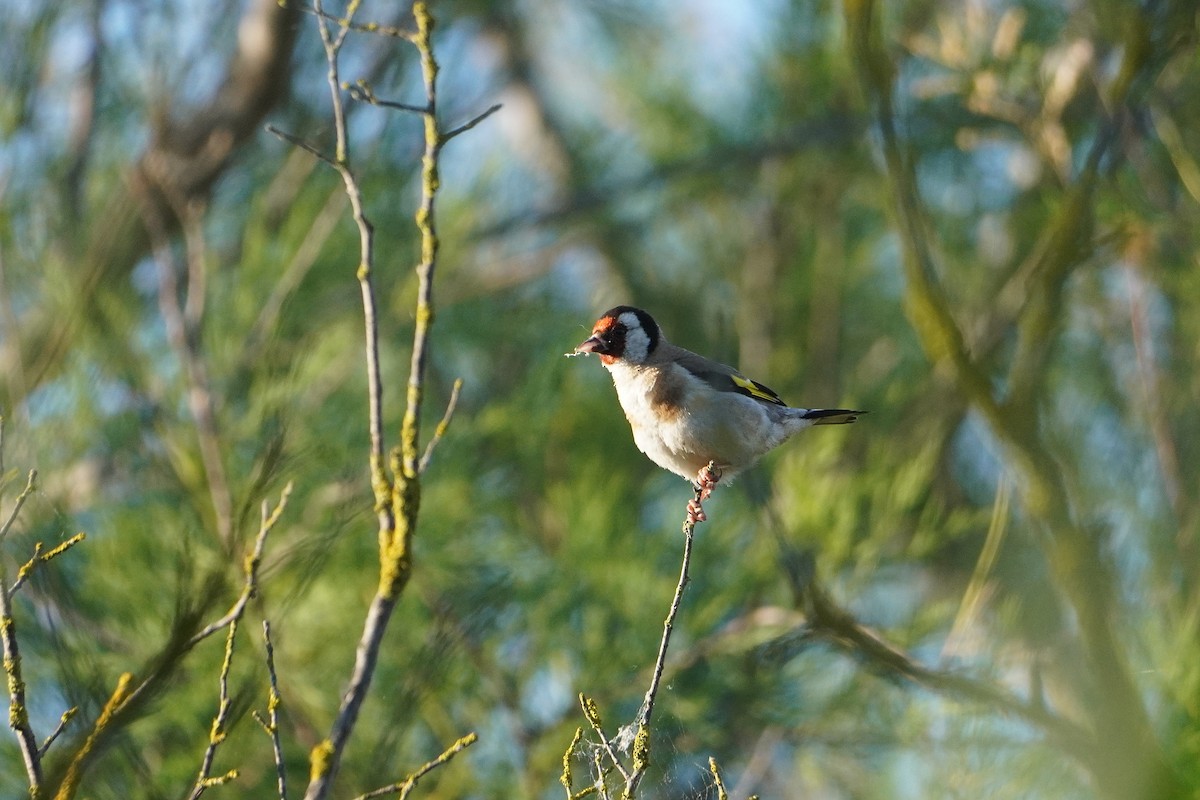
[295,3,487,798]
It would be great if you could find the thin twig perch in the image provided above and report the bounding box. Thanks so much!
[567,467,718,798]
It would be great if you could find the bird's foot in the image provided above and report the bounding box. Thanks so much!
[686,463,722,526]
[693,463,723,502]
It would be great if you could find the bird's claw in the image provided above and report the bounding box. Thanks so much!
[692,463,722,501]
[686,463,722,526]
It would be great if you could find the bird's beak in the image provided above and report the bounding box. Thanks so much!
[575,334,608,355]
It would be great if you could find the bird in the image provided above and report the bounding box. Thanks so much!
[574,305,862,522]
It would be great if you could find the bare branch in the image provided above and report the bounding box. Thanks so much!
[0,462,43,792]
[310,0,391,516]
[10,533,87,595]
[345,79,429,114]
[181,484,290,796]
[300,3,416,40]
[560,727,584,797]
[266,125,336,166]
[1,547,42,794]
[620,468,714,795]
[418,378,463,473]
[708,758,729,800]
[593,750,610,800]
[297,1,394,793]
[56,673,135,800]
[397,0,441,482]
[302,3,483,797]
[443,103,503,143]
[298,6,394,798]
[38,708,79,759]
[352,733,478,800]
[257,620,289,800]
[569,467,715,798]
[188,618,243,799]
[578,695,630,785]
[0,469,36,544]
[188,482,292,648]
[637,520,696,727]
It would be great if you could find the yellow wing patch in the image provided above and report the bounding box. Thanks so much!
[730,374,786,406]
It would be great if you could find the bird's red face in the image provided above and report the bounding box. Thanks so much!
[575,306,658,366]
[575,315,624,365]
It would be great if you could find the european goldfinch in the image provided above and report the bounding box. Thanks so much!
[575,306,861,520]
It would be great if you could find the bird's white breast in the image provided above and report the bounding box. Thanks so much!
[604,361,788,479]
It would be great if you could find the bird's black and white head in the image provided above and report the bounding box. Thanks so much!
[575,306,661,366]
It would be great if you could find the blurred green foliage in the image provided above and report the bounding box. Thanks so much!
[1,0,1198,798]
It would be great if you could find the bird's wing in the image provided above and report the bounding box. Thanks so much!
[671,349,788,407]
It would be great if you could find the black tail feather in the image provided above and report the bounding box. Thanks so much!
[802,408,863,425]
